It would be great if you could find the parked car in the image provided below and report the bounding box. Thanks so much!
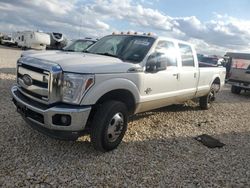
[1,35,15,46]
[11,32,226,151]
[62,38,97,52]
[226,52,250,94]
[20,38,97,57]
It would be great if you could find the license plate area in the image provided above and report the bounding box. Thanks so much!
[13,98,44,124]
[14,99,28,116]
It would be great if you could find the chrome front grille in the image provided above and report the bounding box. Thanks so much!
[17,58,63,104]
[18,66,50,100]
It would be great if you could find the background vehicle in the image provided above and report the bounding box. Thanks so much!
[47,32,68,50]
[11,33,226,152]
[1,35,15,46]
[20,38,97,57]
[198,54,224,67]
[15,31,50,50]
[62,38,97,52]
[225,52,250,94]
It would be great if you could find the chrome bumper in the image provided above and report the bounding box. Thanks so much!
[11,86,91,132]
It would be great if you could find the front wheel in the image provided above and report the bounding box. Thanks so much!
[90,100,128,152]
[199,89,215,110]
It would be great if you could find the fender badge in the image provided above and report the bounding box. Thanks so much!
[145,88,152,94]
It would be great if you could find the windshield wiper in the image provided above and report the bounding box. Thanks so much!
[82,50,90,53]
[63,49,74,52]
[96,52,120,59]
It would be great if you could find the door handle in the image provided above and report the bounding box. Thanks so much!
[173,73,179,79]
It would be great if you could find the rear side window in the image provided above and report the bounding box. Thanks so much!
[179,43,195,67]
[231,59,250,69]
[156,40,177,66]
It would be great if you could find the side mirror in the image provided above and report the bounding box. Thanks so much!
[217,62,222,67]
[146,52,167,72]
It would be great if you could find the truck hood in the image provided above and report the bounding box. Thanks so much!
[22,51,139,74]
[21,50,60,57]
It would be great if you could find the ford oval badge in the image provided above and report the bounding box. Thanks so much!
[22,74,33,86]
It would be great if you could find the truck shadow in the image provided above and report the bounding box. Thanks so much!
[130,104,200,122]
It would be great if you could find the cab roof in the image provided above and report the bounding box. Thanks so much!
[110,31,193,46]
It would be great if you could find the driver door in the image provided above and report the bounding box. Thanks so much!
[140,40,180,112]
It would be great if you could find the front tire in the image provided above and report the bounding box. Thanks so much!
[90,100,128,152]
[231,85,241,94]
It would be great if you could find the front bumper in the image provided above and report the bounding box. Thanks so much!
[11,86,91,139]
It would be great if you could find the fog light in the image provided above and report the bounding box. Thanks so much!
[61,116,68,124]
[52,114,71,126]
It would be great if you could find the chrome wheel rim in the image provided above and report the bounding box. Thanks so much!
[107,112,124,142]
[208,90,215,105]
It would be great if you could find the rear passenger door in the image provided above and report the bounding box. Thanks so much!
[178,43,199,100]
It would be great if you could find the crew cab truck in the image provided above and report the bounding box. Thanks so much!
[11,33,226,152]
[225,52,250,94]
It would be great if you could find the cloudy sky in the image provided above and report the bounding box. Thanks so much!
[0,0,250,55]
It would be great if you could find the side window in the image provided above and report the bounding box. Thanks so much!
[21,36,24,41]
[179,43,195,67]
[155,40,177,66]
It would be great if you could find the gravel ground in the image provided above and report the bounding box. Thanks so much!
[0,46,250,187]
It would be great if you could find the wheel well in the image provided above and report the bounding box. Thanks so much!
[95,89,136,114]
[86,89,136,128]
[213,77,220,85]
[212,77,221,92]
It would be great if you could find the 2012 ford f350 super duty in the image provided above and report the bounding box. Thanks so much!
[11,33,226,151]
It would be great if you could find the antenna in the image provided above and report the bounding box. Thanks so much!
[78,15,83,38]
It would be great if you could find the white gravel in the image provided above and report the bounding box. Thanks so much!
[0,45,250,187]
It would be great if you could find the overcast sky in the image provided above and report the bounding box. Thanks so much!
[0,0,250,55]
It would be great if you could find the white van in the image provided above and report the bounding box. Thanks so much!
[15,31,50,50]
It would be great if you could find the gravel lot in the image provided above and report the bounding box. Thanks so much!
[0,45,249,187]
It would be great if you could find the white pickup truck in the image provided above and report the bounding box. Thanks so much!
[11,33,226,151]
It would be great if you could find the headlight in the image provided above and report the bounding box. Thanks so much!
[62,73,94,104]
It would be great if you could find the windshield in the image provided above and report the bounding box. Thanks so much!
[63,40,95,52]
[86,35,155,63]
